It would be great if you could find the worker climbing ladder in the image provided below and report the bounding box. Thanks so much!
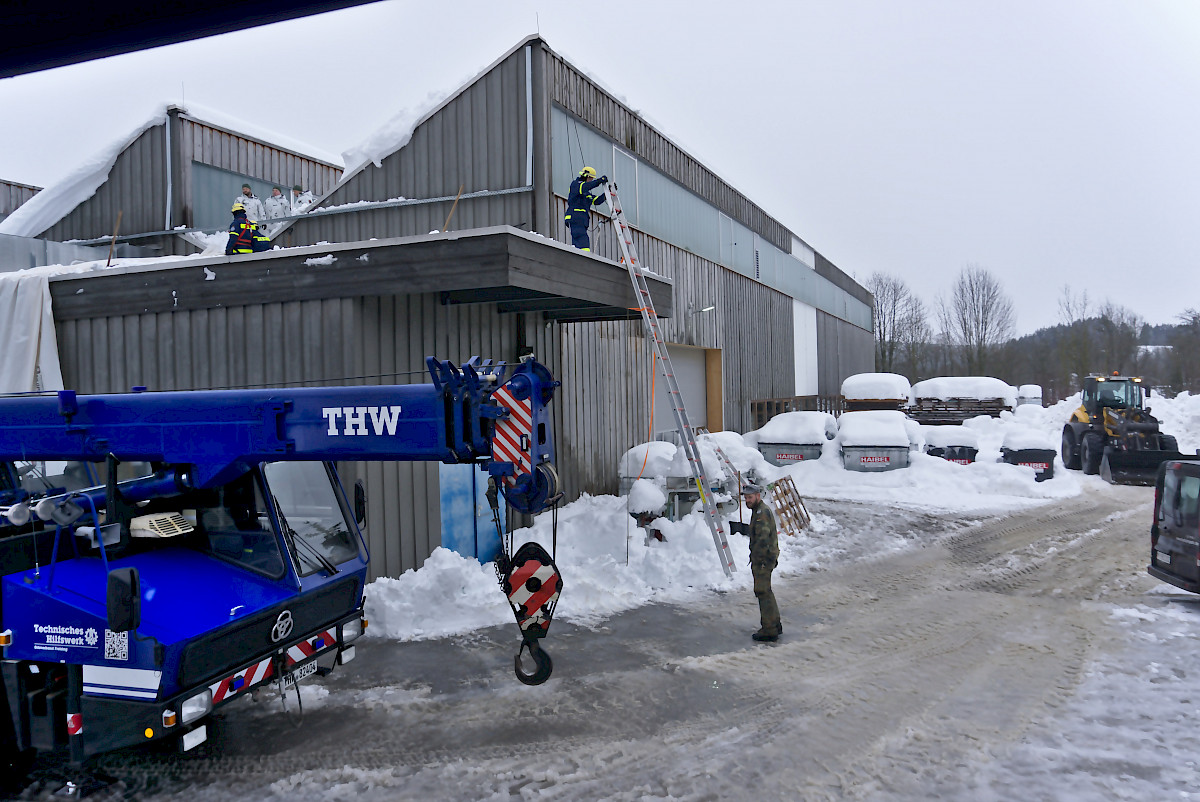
[605,182,737,577]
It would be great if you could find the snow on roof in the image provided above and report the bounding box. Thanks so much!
[174,102,343,167]
[836,410,912,448]
[746,411,837,446]
[338,36,539,180]
[911,377,1017,405]
[0,110,167,238]
[842,372,911,400]
[922,425,979,449]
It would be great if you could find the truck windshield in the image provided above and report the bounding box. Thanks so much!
[264,462,360,576]
[197,470,286,579]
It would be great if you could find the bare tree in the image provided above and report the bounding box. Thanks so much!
[898,294,935,380]
[868,272,911,373]
[937,264,1016,375]
[1095,301,1142,375]
[1171,308,1200,394]
[1057,284,1092,391]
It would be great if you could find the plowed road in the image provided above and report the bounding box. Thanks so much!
[30,485,1165,800]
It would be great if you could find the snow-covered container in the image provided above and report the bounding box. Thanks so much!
[837,411,912,472]
[617,441,677,496]
[841,373,912,412]
[1000,428,1056,481]
[744,410,837,466]
[922,425,979,464]
[908,377,1017,424]
[1017,384,1043,407]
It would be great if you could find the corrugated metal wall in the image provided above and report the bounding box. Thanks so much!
[286,46,532,246]
[30,112,341,251]
[546,47,792,255]
[176,112,342,234]
[816,310,875,395]
[0,179,40,219]
[41,126,168,243]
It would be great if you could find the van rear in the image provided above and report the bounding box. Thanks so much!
[1148,461,1200,593]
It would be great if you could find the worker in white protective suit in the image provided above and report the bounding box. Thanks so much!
[233,183,266,223]
[291,184,315,213]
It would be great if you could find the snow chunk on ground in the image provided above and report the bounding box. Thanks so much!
[923,425,979,449]
[745,411,837,446]
[837,410,912,447]
[627,478,667,514]
[911,376,1017,406]
[842,372,911,400]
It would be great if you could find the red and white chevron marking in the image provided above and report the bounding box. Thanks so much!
[209,657,274,704]
[492,384,533,477]
[508,559,560,632]
[285,630,337,667]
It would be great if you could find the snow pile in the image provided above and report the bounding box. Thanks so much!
[1017,384,1043,405]
[698,430,773,477]
[617,441,676,479]
[303,254,337,266]
[1002,426,1056,451]
[911,376,1017,406]
[836,410,912,447]
[0,110,167,238]
[627,478,667,514]
[922,425,978,449]
[744,411,837,446]
[841,372,911,400]
[1151,391,1200,455]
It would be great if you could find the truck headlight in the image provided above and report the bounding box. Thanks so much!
[342,618,364,643]
[180,689,212,725]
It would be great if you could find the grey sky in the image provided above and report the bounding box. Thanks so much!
[1,0,1196,335]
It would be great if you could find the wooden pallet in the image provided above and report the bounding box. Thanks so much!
[768,476,810,536]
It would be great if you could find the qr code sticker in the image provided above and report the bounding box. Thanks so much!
[104,630,128,661]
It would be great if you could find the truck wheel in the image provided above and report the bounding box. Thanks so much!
[1061,428,1081,470]
[1162,435,1178,452]
[1081,433,1103,475]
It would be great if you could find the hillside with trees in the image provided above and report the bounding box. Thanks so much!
[868,268,1199,403]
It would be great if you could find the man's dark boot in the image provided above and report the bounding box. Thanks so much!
[752,630,779,642]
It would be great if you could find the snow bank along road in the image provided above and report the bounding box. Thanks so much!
[29,484,1182,801]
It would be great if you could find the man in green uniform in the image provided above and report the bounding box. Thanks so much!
[742,483,782,642]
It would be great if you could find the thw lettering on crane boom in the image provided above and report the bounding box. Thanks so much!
[321,406,403,436]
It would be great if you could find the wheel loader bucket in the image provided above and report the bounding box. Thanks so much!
[1100,446,1191,486]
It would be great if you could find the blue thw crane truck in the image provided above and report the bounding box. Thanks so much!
[0,357,562,786]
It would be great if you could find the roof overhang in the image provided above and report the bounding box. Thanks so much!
[47,226,673,323]
[0,2,386,79]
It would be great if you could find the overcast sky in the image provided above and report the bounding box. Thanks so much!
[1,0,1197,335]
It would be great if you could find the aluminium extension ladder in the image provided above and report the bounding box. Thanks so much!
[605,182,737,577]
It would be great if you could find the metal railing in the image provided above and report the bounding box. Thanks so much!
[749,395,845,429]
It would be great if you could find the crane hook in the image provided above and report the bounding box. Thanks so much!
[514,637,553,686]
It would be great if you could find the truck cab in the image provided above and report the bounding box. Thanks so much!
[1148,461,1200,593]
[2,457,368,769]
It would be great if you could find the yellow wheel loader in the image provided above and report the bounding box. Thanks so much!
[1061,374,1191,485]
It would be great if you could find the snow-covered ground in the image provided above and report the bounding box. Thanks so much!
[366,392,1199,640]
[346,392,1199,800]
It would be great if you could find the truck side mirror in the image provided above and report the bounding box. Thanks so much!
[106,567,141,632]
[354,479,367,527]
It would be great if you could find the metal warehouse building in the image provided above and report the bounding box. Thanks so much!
[3,36,872,579]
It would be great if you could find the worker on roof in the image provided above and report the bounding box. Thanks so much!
[564,166,607,251]
[226,202,271,255]
[291,184,315,213]
[233,183,266,223]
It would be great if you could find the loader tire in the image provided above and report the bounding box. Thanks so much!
[1161,435,1178,452]
[1081,433,1103,475]
[1061,428,1081,471]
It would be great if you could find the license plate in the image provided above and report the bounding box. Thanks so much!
[285,660,318,687]
[1157,550,1172,565]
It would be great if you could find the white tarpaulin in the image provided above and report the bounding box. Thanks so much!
[0,274,64,392]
